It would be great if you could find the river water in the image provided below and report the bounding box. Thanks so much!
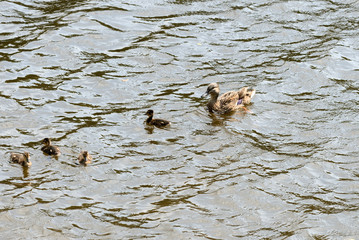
[1,0,359,239]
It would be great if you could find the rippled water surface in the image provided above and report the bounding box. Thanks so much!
[1,0,359,239]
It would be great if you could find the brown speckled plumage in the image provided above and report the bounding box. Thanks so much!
[202,83,255,114]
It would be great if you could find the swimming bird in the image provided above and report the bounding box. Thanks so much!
[41,138,61,156]
[201,83,255,114]
[10,152,32,167]
[145,109,171,127]
[78,151,92,166]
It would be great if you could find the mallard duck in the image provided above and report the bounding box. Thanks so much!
[145,109,171,127]
[78,151,92,166]
[201,83,255,114]
[10,152,32,167]
[41,138,61,156]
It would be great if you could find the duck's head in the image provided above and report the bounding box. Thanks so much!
[145,109,154,117]
[202,83,219,98]
[23,152,31,166]
[238,87,256,105]
[82,151,89,158]
[23,152,30,161]
[41,138,51,146]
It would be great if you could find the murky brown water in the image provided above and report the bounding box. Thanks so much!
[1,0,359,239]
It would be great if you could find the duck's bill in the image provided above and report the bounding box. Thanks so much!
[201,92,209,98]
[248,89,256,98]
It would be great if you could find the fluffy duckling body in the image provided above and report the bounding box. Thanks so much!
[145,110,171,127]
[41,138,61,156]
[10,152,31,167]
[78,151,92,166]
[202,83,255,114]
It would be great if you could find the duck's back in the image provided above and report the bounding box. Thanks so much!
[216,91,240,113]
[41,145,60,156]
[150,119,170,127]
[10,153,22,163]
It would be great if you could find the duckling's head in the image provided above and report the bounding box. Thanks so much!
[145,109,154,117]
[202,83,219,98]
[82,151,89,158]
[41,138,51,146]
[239,87,256,105]
[23,152,30,162]
[23,152,31,166]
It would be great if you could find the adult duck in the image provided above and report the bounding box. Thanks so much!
[202,83,255,114]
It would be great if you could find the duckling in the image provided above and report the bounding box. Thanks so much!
[10,152,32,167]
[145,109,171,127]
[41,138,61,156]
[78,151,92,166]
[201,83,255,114]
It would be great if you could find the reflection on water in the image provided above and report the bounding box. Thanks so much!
[1,0,359,239]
